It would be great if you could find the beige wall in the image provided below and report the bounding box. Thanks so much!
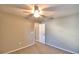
[0,12,35,53]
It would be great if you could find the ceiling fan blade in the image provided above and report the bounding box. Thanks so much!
[42,4,62,11]
[21,9,31,14]
[42,6,56,11]
[45,16,54,20]
[25,14,33,19]
[41,14,54,19]
[41,15,47,18]
[7,4,32,10]
[42,4,67,12]
[41,15,54,21]
[38,4,49,10]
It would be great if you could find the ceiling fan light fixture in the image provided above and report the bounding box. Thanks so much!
[33,10,40,17]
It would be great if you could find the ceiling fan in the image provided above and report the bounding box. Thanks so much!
[5,4,55,23]
[24,4,54,23]
[6,4,54,23]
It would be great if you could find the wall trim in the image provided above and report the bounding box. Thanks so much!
[46,43,77,54]
[4,42,35,54]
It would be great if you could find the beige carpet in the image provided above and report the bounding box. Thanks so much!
[11,42,72,54]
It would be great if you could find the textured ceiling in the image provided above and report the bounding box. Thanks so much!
[0,4,79,19]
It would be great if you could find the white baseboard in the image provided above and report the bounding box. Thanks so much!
[46,43,77,54]
[4,42,35,54]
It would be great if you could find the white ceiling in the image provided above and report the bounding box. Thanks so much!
[0,4,79,19]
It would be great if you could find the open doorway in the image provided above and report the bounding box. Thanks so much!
[34,23,45,44]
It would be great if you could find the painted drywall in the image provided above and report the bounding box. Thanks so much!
[45,13,79,53]
[0,12,35,53]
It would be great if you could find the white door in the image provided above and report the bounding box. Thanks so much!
[39,24,45,44]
